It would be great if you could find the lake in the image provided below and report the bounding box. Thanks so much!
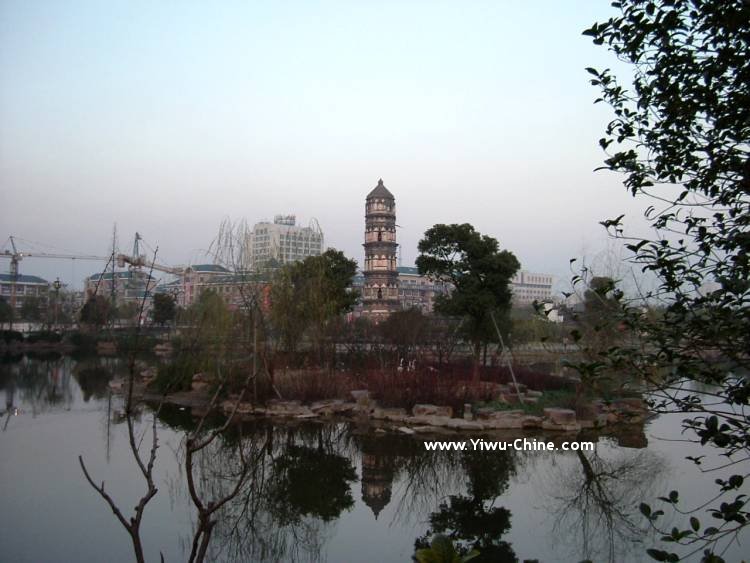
[0,355,746,562]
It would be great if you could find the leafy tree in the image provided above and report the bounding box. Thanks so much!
[583,0,750,560]
[0,298,13,328]
[416,224,520,382]
[115,301,140,324]
[270,249,358,361]
[79,294,111,328]
[379,307,429,360]
[152,293,176,326]
[574,276,624,354]
[20,295,43,322]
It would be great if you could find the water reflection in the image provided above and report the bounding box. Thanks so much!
[0,355,698,562]
[535,436,668,562]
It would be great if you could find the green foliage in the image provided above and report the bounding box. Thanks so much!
[584,0,750,559]
[0,298,13,327]
[80,294,112,328]
[415,535,479,563]
[152,293,176,326]
[150,356,204,393]
[270,249,358,355]
[20,295,43,322]
[379,307,429,356]
[416,223,519,376]
[0,329,23,344]
[477,389,578,416]
[25,330,62,344]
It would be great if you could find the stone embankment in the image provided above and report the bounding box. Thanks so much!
[218,389,648,434]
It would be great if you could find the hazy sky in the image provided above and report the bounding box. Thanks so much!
[1,0,647,289]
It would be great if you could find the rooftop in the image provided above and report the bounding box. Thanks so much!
[189,264,230,273]
[366,178,394,200]
[0,273,49,284]
[87,271,155,281]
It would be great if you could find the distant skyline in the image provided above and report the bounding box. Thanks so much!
[1,0,648,290]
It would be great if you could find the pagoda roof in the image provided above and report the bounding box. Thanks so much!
[366,179,394,200]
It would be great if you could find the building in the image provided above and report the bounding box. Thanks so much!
[247,215,324,270]
[0,273,49,312]
[362,179,400,318]
[510,270,554,306]
[84,270,157,306]
[158,264,271,311]
[396,266,451,313]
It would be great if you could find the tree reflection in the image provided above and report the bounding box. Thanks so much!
[539,441,668,562]
[415,450,518,563]
[170,422,358,563]
[269,444,358,524]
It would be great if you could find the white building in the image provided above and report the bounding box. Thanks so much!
[510,270,554,306]
[247,215,324,269]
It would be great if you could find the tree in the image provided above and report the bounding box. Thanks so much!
[416,224,520,382]
[270,249,358,362]
[583,1,749,560]
[79,294,111,328]
[0,298,13,329]
[20,295,43,322]
[152,293,176,326]
[379,307,429,361]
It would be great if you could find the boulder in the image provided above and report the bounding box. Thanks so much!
[398,426,415,435]
[543,408,577,425]
[522,415,543,429]
[350,390,370,401]
[412,404,453,418]
[542,421,581,432]
[526,390,543,398]
[442,418,485,431]
[372,408,408,422]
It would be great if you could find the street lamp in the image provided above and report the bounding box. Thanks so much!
[52,278,61,331]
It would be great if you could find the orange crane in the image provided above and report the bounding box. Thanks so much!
[1,236,110,310]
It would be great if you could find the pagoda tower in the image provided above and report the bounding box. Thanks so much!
[363,179,400,318]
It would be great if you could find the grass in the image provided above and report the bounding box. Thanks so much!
[476,388,579,416]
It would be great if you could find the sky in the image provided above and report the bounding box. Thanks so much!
[0,0,648,290]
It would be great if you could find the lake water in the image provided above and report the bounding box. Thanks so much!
[0,355,747,562]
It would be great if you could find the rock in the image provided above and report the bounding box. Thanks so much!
[595,413,609,427]
[523,396,539,404]
[543,408,577,425]
[579,419,595,429]
[108,380,123,390]
[410,415,454,427]
[522,415,543,429]
[411,425,441,433]
[350,390,370,401]
[398,426,415,435]
[441,418,485,431]
[526,390,543,398]
[266,400,312,417]
[614,397,647,412]
[296,413,318,419]
[191,381,209,392]
[372,408,408,422]
[412,404,453,418]
[542,421,581,432]
[484,416,524,429]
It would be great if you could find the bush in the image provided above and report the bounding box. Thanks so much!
[25,331,62,344]
[0,330,24,344]
[149,356,204,393]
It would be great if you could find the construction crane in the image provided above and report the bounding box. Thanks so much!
[1,236,110,310]
[115,233,185,276]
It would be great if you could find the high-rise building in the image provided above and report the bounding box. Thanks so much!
[362,179,400,318]
[510,270,554,305]
[247,215,324,270]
